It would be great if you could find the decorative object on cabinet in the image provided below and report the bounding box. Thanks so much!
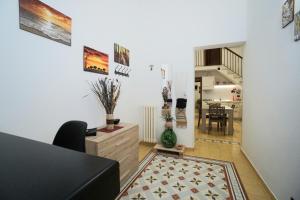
[90,78,121,130]
[84,46,109,75]
[162,87,169,109]
[161,128,177,148]
[176,98,187,128]
[114,65,131,77]
[19,0,72,46]
[176,144,184,151]
[167,99,173,109]
[162,87,171,116]
[295,11,300,41]
[114,43,129,66]
[282,0,294,28]
[163,113,174,129]
[85,123,139,186]
[98,125,123,133]
[114,119,120,125]
[167,80,172,98]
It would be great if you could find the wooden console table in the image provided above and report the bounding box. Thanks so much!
[85,123,139,186]
[154,144,185,158]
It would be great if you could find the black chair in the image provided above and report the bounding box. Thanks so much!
[53,121,87,152]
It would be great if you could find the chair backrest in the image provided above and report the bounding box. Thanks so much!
[209,104,225,118]
[53,121,87,152]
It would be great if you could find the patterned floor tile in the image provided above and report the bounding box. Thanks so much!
[116,152,248,200]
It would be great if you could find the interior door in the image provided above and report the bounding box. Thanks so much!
[204,48,221,66]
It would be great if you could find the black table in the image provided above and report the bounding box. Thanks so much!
[0,132,120,200]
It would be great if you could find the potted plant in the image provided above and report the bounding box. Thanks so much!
[163,113,174,128]
[161,128,177,148]
[90,78,121,130]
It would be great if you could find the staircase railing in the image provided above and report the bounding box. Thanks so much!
[222,47,243,78]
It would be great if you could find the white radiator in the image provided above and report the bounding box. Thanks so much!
[143,106,156,143]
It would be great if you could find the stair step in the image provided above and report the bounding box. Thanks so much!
[233,75,242,79]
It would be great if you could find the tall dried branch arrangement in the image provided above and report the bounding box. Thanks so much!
[90,78,121,114]
[162,87,168,102]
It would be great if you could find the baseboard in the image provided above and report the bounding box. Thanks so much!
[240,147,278,200]
[185,146,195,151]
[139,141,157,145]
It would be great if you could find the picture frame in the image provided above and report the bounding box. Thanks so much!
[19,0,72,46]
[114,43,130,66]
[282,0,295,28]
[83,46,109,75]
[295,11,300,41]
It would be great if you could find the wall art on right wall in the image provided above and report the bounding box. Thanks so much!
[282,0,294,28]
[295,11,300,41]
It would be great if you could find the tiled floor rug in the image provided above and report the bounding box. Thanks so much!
[116,152,247,200]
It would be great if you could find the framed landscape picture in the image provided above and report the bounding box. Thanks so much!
[114,43,130,66]
[282,0,294,28]
[295,11,300,41]
[83,46,109,75]
[19,0,72,46]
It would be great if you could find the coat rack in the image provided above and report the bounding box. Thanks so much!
[114,65,131,77]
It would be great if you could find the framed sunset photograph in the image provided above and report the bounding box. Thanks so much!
[19,0,72,46]
[282,0,294,28]
[83,46,109,75]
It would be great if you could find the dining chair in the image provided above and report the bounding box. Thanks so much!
[208,105,226,135]
[53,121,88,152]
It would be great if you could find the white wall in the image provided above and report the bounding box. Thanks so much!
[0,0,246,147]
[243,0,300,199]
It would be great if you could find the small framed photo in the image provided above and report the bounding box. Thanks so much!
[295,11,300,41]
[282,0,295,28]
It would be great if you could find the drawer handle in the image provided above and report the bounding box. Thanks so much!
[115,137,131,147]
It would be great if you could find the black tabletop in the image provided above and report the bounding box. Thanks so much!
[0,132,118,200]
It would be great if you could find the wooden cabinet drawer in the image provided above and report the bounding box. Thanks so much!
[106,141,138,162]
[96,127,138,157]
[85,123,139,186]
[98,126,137,149]
[119,149,139,174]
[120,153,139,183]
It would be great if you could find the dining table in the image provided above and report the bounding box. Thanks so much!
[201,104,234,135]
